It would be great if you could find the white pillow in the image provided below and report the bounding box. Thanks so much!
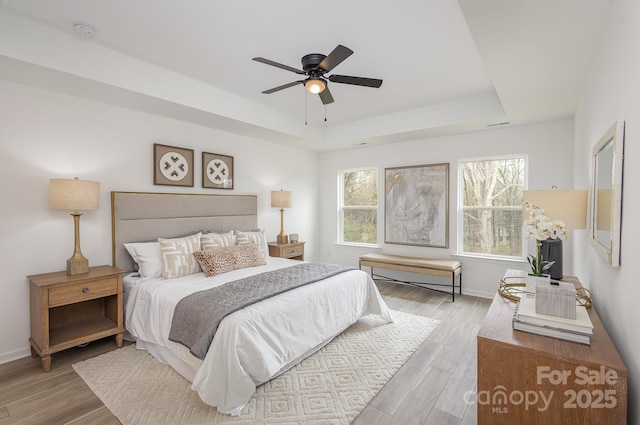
[235,229,268,259]
[158,232,202,279]
[201,230,236,250]
[124,242,162,279]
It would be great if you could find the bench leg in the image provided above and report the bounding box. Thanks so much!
[451,270,463,302]
[364,262,461,302]
[451,271,455,302]
[360,261,375,281]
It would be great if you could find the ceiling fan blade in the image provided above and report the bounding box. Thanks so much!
[328,74,383,88]
[262,80,303,94]
[319,85,334,105]
[318,45,353,72]
[253,57,305,75]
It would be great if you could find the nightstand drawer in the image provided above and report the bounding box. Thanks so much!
[268,241,304,260]
[283,245,304,258]
[48,277,118,307]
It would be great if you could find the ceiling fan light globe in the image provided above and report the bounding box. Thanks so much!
[305,79,326,94]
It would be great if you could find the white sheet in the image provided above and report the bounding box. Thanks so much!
[124,257,392,415]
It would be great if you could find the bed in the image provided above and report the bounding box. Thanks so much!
[111,191,392,416]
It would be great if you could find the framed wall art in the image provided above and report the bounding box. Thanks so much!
[202,152,234,189]
[153,143,194,187]
[385,163,449,248]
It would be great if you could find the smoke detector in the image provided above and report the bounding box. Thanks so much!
[74,23,96,38]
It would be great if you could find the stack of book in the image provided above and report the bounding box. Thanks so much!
[513,294,594,345]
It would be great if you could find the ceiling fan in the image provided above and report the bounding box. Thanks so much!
[253,45,383,105]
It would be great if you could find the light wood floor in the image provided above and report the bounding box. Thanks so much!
[353,281,492,425]
[0,281,491,425]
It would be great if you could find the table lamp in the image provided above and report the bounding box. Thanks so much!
[49,177,100,275]
[271,189,292,244]
[523,187,587,279]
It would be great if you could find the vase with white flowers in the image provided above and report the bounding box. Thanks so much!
[523,202,568,277]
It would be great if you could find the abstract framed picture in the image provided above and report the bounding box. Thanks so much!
[385,163,449,248]
[202,152,234,189]
[153,143,194,187]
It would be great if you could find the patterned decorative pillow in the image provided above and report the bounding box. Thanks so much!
[201,231,235,250]
[158,232,202,279]
[193,243,266,277]
[235,229,268,259]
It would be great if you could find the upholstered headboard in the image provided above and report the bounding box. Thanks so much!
[111,191,258,272]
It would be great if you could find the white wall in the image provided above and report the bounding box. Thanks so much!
[318,119,575,298]
[574,0,640,421]
[0,80,319,363]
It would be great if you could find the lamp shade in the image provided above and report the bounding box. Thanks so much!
[50,178,100,211]
[271,190,292,208]
[523,189,587,229]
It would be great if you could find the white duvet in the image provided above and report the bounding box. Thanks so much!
[124,257,392,415]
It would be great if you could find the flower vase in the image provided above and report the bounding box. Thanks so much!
[525,273,550,294]
[540,238,563,280]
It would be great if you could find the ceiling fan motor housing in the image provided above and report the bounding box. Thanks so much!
[302,54,327,72]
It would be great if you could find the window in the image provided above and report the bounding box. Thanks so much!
[339,168,378,245]
[459,156,526,258]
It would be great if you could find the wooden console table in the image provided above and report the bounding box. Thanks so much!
[477,277,627,424]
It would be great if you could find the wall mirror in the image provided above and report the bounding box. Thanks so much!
[590,121,624,266]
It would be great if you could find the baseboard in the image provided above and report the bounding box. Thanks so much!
[462,288,495,299]
[0,345,31,365]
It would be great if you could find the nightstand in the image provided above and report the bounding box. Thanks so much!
[28,265,124,372]
[268,241,305,260]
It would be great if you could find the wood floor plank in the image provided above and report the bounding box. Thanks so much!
[351,405,391,425]
[460,386,478,425]
[65,406,122,425]
[362,281,490,425]
[367,339,443,414]
[426,317,461,344]
[423,407,463,425]
[0,369,78,407]
[388,366,452,425]
[428,335,470,374]
[5,376,94,418]
[434,340,478,418]
[446,321,480,345]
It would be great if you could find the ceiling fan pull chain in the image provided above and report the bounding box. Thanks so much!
[324,105,327,122]
[304,89,308,125]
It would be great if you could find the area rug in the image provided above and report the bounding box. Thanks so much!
[73,310,438,425]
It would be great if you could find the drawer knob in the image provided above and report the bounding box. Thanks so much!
[82,287,89,294]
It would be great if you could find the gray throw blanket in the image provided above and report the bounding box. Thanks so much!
[169,262,354,359]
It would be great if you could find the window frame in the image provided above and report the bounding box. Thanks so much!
[337,167,379,247]
[457,154,528,261]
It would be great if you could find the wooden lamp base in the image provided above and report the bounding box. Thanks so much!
[277,207,288,244]
[67,256,89,275]
[67,212,89,275]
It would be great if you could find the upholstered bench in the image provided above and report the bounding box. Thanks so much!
[359,253,462,301]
